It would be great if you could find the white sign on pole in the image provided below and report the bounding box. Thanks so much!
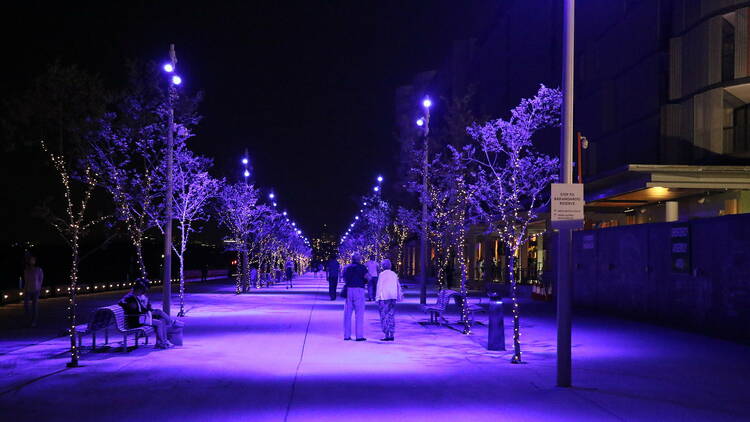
[551,183,584,228]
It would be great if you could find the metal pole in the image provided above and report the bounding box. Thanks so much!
[418,108,430,305]
[557,0,575,388]
[163,44,177,315]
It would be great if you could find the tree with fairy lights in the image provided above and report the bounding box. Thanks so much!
[88,62,202,279]
[423,146,478,334]
[40,140,109,367]
[390,207,419,276]
[216,183,262,293]
[360,193,392,261]
[149,145,221,315]
[246,205,281,287]
[467,85,561,363]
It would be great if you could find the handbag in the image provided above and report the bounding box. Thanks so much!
[340,285,348,298]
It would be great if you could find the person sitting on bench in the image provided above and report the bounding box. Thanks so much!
[119,279,173,349]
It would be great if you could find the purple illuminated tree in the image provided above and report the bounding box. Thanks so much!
[421,146,478,333]
[245,205,280,286]
[88,62,201,279]
[216,183,262,293]
[339,194,391,262]
[467,85,561,363]
[150,146,221,315]
[391,207,419,276]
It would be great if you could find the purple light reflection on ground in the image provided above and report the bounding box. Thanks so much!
[0,275,748,421]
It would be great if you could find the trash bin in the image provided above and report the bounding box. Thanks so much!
[168,320,185,346]
[487,300,505,351]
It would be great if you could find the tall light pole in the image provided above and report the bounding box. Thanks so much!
[374,175,383,260]
[417,97,431,305]
[162,44,181,315]
[557,0,575,388]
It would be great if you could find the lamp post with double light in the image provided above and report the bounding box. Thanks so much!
[161,44,183,315]
[417,97,431,305]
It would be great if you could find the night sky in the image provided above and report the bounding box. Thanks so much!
[1,1,488,238]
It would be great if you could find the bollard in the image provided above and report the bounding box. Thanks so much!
[488,300,506,351]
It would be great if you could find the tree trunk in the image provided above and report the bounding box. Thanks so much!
[507,251,522,363]
[241,248,249,292]
[235,250,242,294]
[397,241,405,277]
[135,238,147,279]
[177,253,185,317]
[459,248,470,335]
[67,232,80,367]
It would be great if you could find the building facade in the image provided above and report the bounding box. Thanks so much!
[395,0,750,287]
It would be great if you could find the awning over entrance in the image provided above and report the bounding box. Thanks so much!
[585,164,750,209]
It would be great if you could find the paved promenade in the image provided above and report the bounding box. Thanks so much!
[1,275,748,421]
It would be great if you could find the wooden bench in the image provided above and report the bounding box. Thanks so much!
[75,305,154,352]
[422,289,459,325]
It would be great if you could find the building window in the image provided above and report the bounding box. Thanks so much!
[732,104,750,153]
[722,15,736,82]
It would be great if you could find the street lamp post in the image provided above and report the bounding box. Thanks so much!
[162,44,181,315]
[417,97,431,305]
[557,0,575,388]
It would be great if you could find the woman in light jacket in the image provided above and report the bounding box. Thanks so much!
[375,259,402,341]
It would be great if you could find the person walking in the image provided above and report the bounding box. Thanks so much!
[375,259,402,341]
[249,264,258,290]
[285,259,294,288]
[365,255,379,301]
[326,257,340,300]
[22,255,43,327]
[342,253,368,341]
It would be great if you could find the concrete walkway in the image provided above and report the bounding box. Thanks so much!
[0,274,748,421]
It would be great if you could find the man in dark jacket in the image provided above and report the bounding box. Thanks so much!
[342,253,368,341]
[326,257,341,300]
[119,279,173,349]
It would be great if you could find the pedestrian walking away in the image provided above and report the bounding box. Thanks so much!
[326,257,341,300]
[285,258,294,288]
[375,259,403,341]
[365,255,379,301]
[22,254,44,327]
[342,253,368,341]
[249,264,259,290]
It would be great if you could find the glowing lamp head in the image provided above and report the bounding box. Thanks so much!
[273,202,277,207]
[377,176,383,183]
[283,211,287,216]
[171,75,182,85]
[355,216,359,220]
[243,170,250,177]
[269,193,275,199]
[242,158,248,165]
[422,98,432,108]
[416,118,425,127]
[163,63,174,73]
[374,186,380,192]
